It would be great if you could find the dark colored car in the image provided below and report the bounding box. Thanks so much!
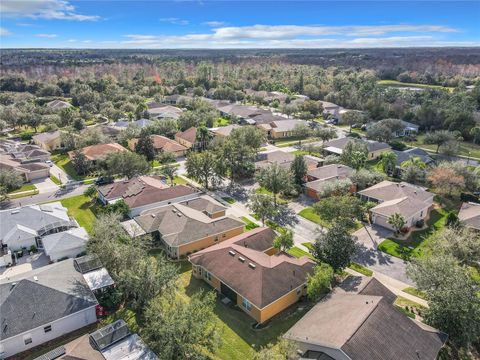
[95,177,114,186]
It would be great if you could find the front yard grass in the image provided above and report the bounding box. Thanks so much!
[50,174,62,185]
[349,262,373,276]
[222,196,236,204]
[377,80,454,92]
[214,117,231,127]
[173,175,188,185]
[8,183,37,194]
[51,153,83,181]
[378,208,448,259]
[287,246,314,259]
[403,287,427,300]
[298,207,330,228]
[240,216,259,231]
[60,195,98,233]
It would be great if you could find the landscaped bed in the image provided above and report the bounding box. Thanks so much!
[378,207,448,259]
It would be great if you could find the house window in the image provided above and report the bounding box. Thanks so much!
[420,210,423,217]
[296,288,301,295]
[24,335,32,345]
[214,236,219,242]
[44,325,52,333]
[242,298,252,311]
[198,268,202,276]
[222,233,226,238]
[205,271,212,281]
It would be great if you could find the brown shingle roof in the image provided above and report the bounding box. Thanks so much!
[70,143,127,161]
[175,127,197,144]
[130,135,187,153]
[358,181,433,203]
[189,228,315,308]
[458,202,480,230]
[98,176,199,209]
[307,164,353,181]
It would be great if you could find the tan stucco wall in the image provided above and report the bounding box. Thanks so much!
[34,137,62,151]
[178,226,244,257]
[175,136,193,149]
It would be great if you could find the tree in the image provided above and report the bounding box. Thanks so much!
[313,222,357,271]
[135,131,156,161]
[407,255,480,346]
[292,123,312,145]
[340,140,368,170]
[366,119,404,143]
[253,339,298,360]
[196,125,212,150]
[161,164,177,186]
[255,163,293,207]
[306,263,334,301]
[401,163,426,184]
[186,151,219,190]
[313,195,365,229]
[426,227,480,266]
[290,155,307,187]
[0,169,23,193]
[341,110,364,133]
[71,150,92,175]
[273,229,294,252]
[142,290,221,359]
[424,130,461,154]
[428,167,465,196]
[380,151,397,175]
[102,199,130,218]
[470,126,480,144]
[315,127,337,146]
[387,213,406,235]
[349,169,386,190]
[119,255,178,313]
[247,193,276,226]
[103,151,150,179]
[318,178,354,198]
[83,185,97,201]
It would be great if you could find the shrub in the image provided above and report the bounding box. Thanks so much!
[415,219,424,228]
[389,140,407,151]
[19,131,34,140]
[346,132,361,139]
[29,245,37,253]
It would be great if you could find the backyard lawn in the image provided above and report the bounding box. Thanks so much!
[377,80,455,92]
[403,134,480,159]
[60,195,98,233]
[378,208,448,259]
[214,117,231,127]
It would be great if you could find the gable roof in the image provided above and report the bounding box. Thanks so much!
[189,228,315,308]
[370,196,430,218]
[130,135,187,153]
[134,200,244,247]
[46,100,72,109]
[0,259,97,339]
[210,124,242,137]
[175,127,197,144]
[307,164,353,181]
[71,143,127,161]
[393,149,433,167]
[285,277,446,360]
[42,227,88,255]
[98,176,198,209]
[358,181,433,203]
[255,150,296,169]
[458,202,480,230]
[269,119,307,132]
[324,138,390,154]
[32,130,61,144]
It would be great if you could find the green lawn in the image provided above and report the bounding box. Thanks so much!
[214,117,231,127]
[255,187,289,205]
[51,153,84,181]
[349,262,373,277]
[177,263,312,359]
[50,175,62,185]
[240,216,259,231]
[298,207,330,228]
[222,196,236,204]
[287,246,314,259]
[378,208,448,259]
[173,176,188,185]
[293,149,323,158]
[403,134,480,159]
[60,195,98,233]
[377,80,455,92]
[8,183,37,194]
[272,136,318,148]
[403,287,427,300]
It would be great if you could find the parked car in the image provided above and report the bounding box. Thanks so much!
[95,177,114,186]
[45,160,53,167]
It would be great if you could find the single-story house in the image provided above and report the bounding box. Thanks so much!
[254,151,323,171]
[128,135,188,157]
[1,141,51,162]
[257,119,308,139]
[304,164,354,200]
[175,127,197,149]
[284,276,447,360]
[210,124,242,138]
[365,120,419,138]
[323,137,391,160]
[250,113,288,125]
[32,131,63,151]
[189,227,315,324]
[0,259,98,358]
[458,202,480,231]
[148,104,184,120]
[112,118,153,130]
[42,227,88,262]
[160,94,194,105]
[392,148,434,175]
[46,99,73,110]
[131,197,244,259]
[0,154,50,182]
[217,104,269,121]
[98,176,200,217]
[0,202,76,252]
[320,101,343,119]
[69,143,128,164]
[358,181,434,230]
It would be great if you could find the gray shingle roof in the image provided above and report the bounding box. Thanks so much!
[42,227,88,255]
[0,259,97,339]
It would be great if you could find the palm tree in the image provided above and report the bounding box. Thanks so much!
[161,165,177,186]
[196,125,211,150]
[387,213,406,235]
[380,151,397,175]
[401,156,426,170]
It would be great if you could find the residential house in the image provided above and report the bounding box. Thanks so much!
[147,104,184,120]
[131,197,244,259]
[32,130,63,151]
[458,202,480,231]
[0,259,98,358]
[98,176,200,217]
[0,154,50,182]
[392,148,434,175]
[305,164,354,200]
[42,227,88,262]
[257,119,308,139]
[128,135,188,157]
[74,255,115,293]
[210,124,242,138]
[0,141,51,162]
[365,120,419,138]
[255,150,322,171]
[358,181,434,230]
[175,127,197,149]
[0,202,76,252]
[112,118,152,130]
[217,104,269,122]
[284,276,447,360]
[250,113,288,125]
[69,143,128,165]
[46,99,73,110]
[320,101,343,119]
[189,228,315,324]
[160,94,194,105]
[323,137,391,160]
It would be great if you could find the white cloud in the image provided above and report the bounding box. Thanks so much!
[0,27,12,36]
[159,17,189,25]
[35,33,57,38]
[0,0,100,21]
[203,21,226,27]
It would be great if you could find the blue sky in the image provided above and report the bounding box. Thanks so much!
[1,1,479,48]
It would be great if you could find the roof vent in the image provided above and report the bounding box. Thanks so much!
[10,210,19,215]
[177,213,182,217]
[10,282,17,290]
[172,209,177,213]
[229,250,236,256]
[238,256,245,262]
[151,213,156,218]
[248,262,256,269]
[34,276,38,281]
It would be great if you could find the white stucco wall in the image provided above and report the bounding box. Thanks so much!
[0,306,97,358]
[46,245,86,262]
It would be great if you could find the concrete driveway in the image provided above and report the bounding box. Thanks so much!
[50,163,70,184]
[32,178,59,193]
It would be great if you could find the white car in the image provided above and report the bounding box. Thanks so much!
[45,160,53,167]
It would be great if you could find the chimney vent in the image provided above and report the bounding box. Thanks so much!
[229,250,236,256]
[238,256,245,262]
[248,262,256,269]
